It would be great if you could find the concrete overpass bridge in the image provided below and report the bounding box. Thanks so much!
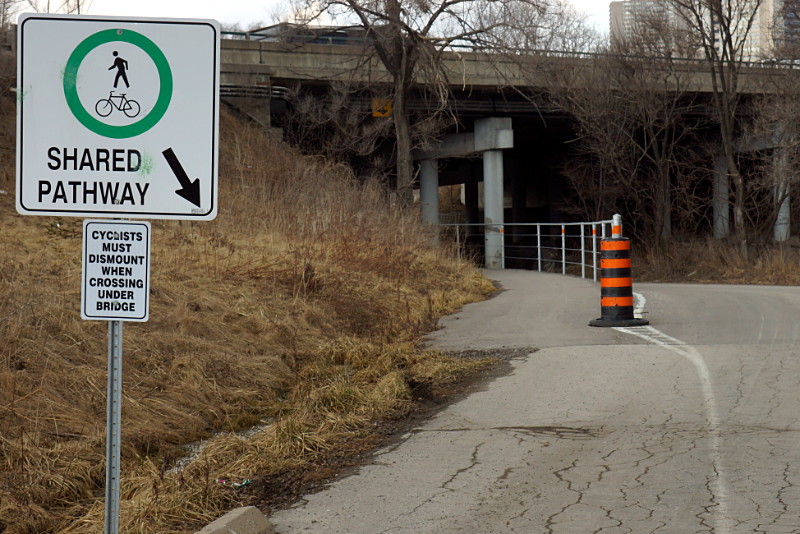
[219,36,774,93]
[219,37,789,266]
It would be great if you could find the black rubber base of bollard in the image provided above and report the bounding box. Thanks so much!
[588,317,650,328]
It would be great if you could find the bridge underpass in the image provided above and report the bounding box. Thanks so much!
[220,37,793,264]
[413,113,576,269]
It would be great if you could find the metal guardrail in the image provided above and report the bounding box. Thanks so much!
[440,219,615,281]
[220,30,800,69]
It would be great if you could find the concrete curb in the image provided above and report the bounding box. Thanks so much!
[195,506,276,534]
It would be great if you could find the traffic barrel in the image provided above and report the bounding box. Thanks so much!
[589,237,649,327]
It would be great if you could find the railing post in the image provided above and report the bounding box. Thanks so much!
[455,224,461,261]
[537,224,542,272]
[592,224,598,282]
[501,225,506,269]
[561,225,566,275]
[580,224,586,279]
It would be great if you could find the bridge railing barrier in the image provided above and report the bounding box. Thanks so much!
[439,217,615,281]
[219,31,791,70]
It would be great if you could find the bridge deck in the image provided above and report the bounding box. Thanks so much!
[220,39,777,95]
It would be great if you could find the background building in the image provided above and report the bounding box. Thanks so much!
[773,0,800,57]
[609,0,688,53]
[737,0,775,60]
[609,0,780,60]
[610,1,625,39]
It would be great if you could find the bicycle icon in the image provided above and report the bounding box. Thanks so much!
[95,91,140,118]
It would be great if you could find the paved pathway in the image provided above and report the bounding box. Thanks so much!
[270,271,800,533]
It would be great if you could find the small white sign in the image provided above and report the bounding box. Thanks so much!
[82,220,151,321]
[17,14,219,220]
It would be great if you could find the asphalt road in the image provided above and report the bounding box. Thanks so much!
[269,270,800,533]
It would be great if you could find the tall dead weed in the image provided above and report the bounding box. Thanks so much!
[0,107,494,533]
[636,238,800,285]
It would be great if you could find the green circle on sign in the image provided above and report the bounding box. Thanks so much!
[64,29,172,139]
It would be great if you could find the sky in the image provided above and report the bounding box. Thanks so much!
[46,0,609,34]
[570,0,610,34]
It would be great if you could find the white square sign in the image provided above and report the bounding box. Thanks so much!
[17,14,219,220]
[82,220,151,321]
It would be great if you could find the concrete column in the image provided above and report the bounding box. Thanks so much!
[774,148,791,242]
[464,178,479,238]
[511,161,525,244]
[475,117,512,269]
[713,154,730,239]
[483,149,504,269]
[775,186,791,242]
[419,159,439,226]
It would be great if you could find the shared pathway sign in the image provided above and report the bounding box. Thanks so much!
[16,14,219,220]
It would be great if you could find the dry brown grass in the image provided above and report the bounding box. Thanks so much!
[635,238,800,285]
[3,86,799,532]
[0,105,495,533]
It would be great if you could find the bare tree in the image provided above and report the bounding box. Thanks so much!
[739,54,800,241]
[287,0,551,206]
[1,0,20,27]
[0,0,90,26]
[552,19,703,244]
[670,0,764,253]
[24,0,84,13]
[488,0,598,54]
[283,80,398,182]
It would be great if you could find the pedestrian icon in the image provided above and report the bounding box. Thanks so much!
[96,50,139,118]
[109,51,129,88]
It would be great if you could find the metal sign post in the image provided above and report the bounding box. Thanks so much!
[81,219,149,534]
[105,320,123,534]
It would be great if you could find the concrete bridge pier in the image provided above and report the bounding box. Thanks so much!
[773,148,791,243]
[713,154,730,239]
[419,159,440,242]
[717,130,793,242]
[510,166,526,245]
[475,118,514,269]
[483,149,505,268]
[775,183,791,242]
[414,117,513,268]
[464,179,480,238]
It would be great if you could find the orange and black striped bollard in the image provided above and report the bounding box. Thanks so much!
[589,236,649,327]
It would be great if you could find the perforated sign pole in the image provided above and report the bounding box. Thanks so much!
[105,319,122,534]
[81,218,149,534]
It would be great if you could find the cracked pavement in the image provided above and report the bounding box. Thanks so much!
[269,271,800,533]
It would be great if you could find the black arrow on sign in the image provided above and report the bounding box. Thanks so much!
[162,147,201,208]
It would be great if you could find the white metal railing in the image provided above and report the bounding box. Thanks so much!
[440,218,616,281]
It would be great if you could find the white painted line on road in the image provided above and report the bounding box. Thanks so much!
[614,300,733,534]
